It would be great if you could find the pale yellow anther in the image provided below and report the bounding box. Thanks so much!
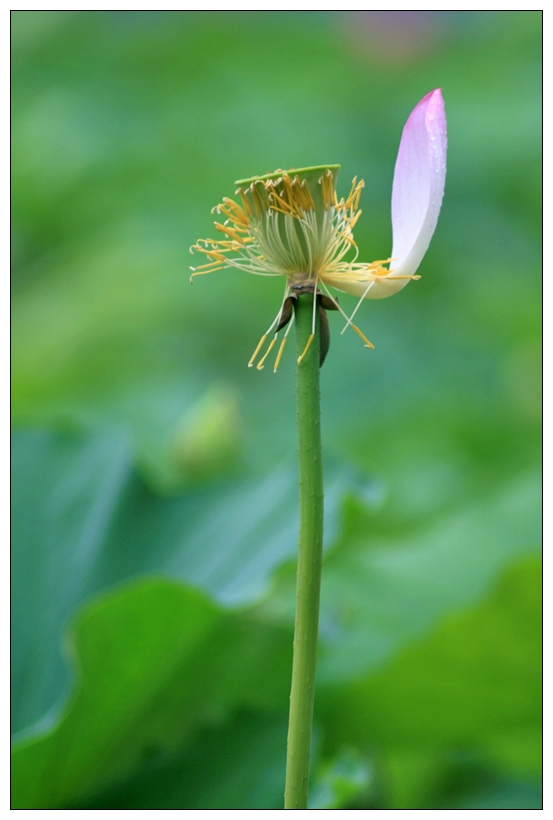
[248,334,267,368]
[251,184,264,219]
[350,210,361,228]
[352,324,375,349]
[340,232,356,246]
[297,334,315,364]
[268,189,295,216]
[256,337,277,370]
[273,336,288,373]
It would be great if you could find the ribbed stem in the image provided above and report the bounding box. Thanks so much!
[284,293,324,810]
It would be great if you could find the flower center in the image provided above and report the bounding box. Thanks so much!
[190,165,371,284]
[235,166,343,282]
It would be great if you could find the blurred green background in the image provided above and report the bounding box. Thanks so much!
[11,10,541,810]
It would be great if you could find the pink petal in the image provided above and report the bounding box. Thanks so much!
[367,88,447,300]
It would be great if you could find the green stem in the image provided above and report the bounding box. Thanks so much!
[284,293,324,810]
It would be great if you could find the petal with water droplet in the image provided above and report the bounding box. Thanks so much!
[367,88,447,300]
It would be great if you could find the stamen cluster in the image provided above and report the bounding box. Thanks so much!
[190,167,389,288]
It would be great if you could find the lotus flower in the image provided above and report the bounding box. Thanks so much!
[190,89,447,369]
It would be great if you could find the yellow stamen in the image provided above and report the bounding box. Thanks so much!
[273,336,288,373]
[344,177,357,210]
[340,231,356,246]
[289,179,312,214]
[320,170,335,209]
[214,222,246,244]
[267,201,295,218]
[256,337,277,370]
[237,187,253,217]
[268,189,296,216]
[385,274,421,280]
[190,265,224,280]
[251,184,265,219]
[318,280,375,350]
[300,179,316,211]
[352,324,375,349]
[297,334,314,364]
[223,196,249,217]
[192,254,228,267]
[248,334,267,367]
[217,205,249,227]
[349,210,361,229]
